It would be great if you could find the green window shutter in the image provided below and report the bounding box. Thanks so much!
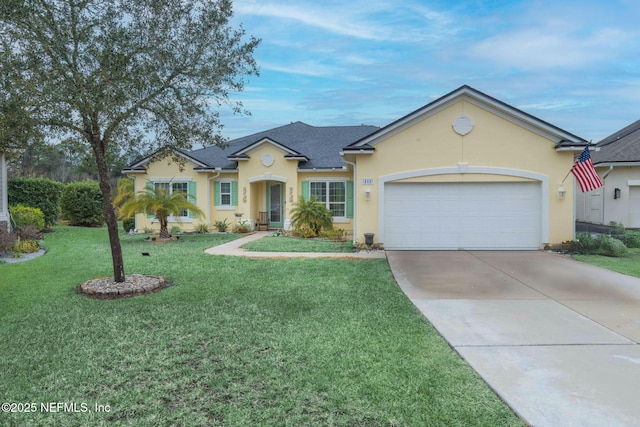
[188,181,197,218]
[214,181,221,206]
[231,181,238,206]
[145,182,154,218]
[346,181,354,218]
[301,181,310,200]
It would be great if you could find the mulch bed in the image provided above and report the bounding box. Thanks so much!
[77,274,170,299]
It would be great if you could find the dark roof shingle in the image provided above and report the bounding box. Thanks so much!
[189,121,379,169]
[592,119,640,164]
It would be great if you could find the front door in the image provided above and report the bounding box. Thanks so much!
[267,182,284,228]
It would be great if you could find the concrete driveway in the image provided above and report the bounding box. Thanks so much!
[387,251,640,427]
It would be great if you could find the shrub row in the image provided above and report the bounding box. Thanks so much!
[8,178,64,228]
[9,178,105,229]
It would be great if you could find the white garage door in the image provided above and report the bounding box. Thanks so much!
[383,182,541,250]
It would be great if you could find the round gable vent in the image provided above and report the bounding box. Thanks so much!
[453,114,474,136]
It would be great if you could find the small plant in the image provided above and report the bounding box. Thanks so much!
[142,226,154,234]
[16,225,43,241]
[12,238,40,254]
[320,228,345,242]
[0,227,17,253]
[233,219,249,233]
[170,225,181,234]
[214,218,230,232]
[194,223,210,234]
[296,226,317,238]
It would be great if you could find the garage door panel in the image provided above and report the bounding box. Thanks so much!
[384,182,541,250]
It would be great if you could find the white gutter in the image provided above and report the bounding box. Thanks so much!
[341,157,357,244]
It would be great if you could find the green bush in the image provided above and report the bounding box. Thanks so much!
[122,217,135,233]
[572,232,628,257]
[8,177,64,228]
[9,204,45,231]
[60,180,105,227]
[624,230,640,248]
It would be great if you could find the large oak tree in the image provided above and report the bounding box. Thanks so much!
[1,0,259,282]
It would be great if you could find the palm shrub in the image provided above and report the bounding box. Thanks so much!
[118,186,204,239]
[289,196,333,237]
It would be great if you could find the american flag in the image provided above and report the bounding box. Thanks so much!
[571,146,603,192]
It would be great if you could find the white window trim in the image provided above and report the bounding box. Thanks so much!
[152,179,193,222]
[216,178,236,210]
[309,179,348,220]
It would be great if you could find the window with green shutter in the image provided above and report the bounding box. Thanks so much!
[214,180,237,207]
[304,180,352,218]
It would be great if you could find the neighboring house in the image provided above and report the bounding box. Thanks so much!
[0,150,9,231]
[576,119,640,228]
[124,85,588,250]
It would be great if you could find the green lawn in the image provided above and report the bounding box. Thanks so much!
[0,226,522,426]
[573,248,640,278]
[241,235,354,252]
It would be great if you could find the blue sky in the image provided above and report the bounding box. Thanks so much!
[222,0,640,142]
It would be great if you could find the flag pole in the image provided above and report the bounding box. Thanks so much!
[560,169,572,185]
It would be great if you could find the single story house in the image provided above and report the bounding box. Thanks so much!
[0,151,9,231]
[124,85,589,250]
[576,119,640,228]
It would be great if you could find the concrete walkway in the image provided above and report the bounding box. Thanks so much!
[388,250,640,427]
[204,231,386,259]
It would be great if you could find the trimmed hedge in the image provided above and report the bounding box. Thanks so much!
[60,180,105,227]
[8,178,64,228]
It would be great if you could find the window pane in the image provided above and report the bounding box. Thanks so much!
[172,182,188,194]
[310,182,326,202]
[155,182,169,192]
[329,203,345,217]
[329,182,345,202]
[220,182,231,206]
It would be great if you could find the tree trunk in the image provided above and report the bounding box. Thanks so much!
[159,217,170,239]
[92,136,126,282]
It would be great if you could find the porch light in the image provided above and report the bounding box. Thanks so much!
[614,188,621,199]
[365,188,371,201]
[557,186,566,200]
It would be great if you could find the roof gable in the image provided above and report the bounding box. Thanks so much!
[227,137,308,161]
[347,85,588,149]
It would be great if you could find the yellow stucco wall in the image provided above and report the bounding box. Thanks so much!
[130,158,213,232]
[352,100,577,247]
[130,144,356,233]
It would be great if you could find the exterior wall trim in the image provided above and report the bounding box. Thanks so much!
[376,166,550,245]
[248,174,287,183]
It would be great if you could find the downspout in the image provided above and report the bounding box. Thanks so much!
[342,158,357,244]
[208,168,222,228]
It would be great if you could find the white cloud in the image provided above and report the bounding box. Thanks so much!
[234,0,456,43]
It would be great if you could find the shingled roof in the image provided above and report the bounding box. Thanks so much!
[137,122,380,171]
[592,119,640,164]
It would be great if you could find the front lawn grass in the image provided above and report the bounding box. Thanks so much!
[241,235,354,252]
[573,248,640,278]
[0,226,522,426]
